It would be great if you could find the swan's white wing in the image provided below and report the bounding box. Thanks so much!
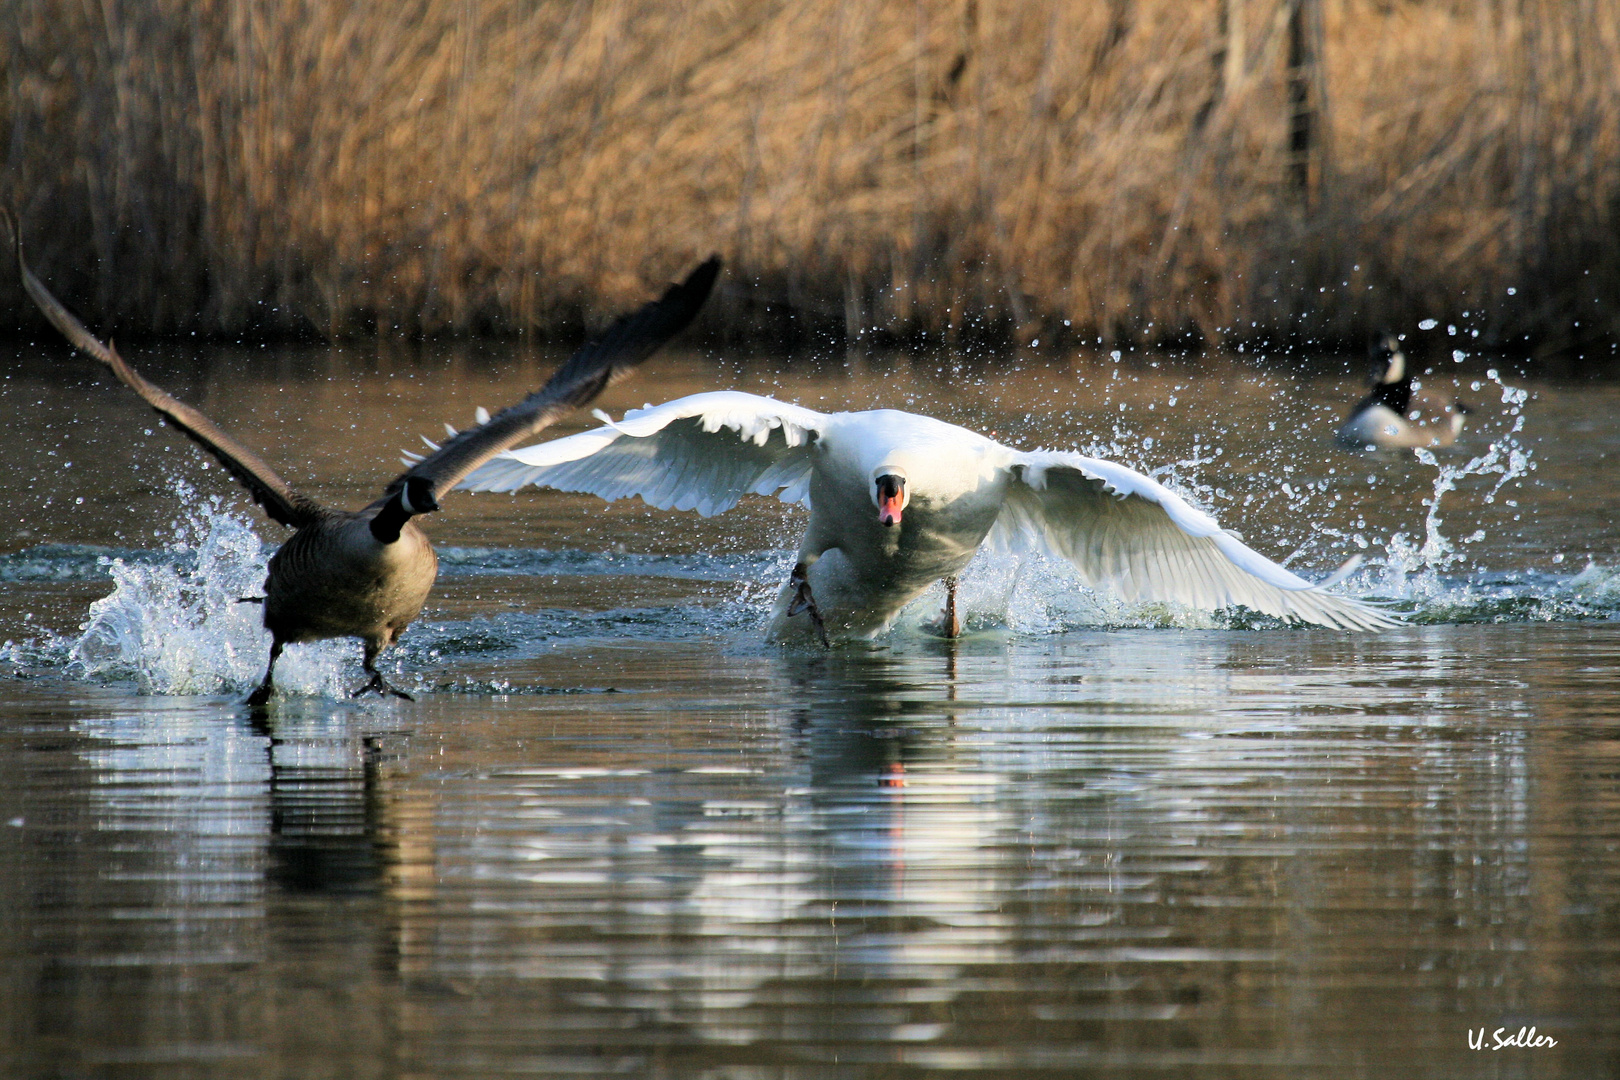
[993,451,1396,630]
[454,391,826,516]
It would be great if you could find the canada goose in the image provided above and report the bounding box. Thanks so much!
[3,208,719,703]
[449,391,1396,641]
[1337,333,1469,449]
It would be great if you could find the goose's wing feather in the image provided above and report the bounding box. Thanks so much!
[994,450,1396,630]
[4,209,319,528]
[454,391,826,516]
[388,256,720,504]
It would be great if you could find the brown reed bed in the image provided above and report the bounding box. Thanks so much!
[2,0,1617,363]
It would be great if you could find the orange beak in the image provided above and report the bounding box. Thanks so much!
[875,473,906,527]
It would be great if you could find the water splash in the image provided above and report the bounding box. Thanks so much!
[890,549,1224,636]
[68,490,353,697]
[1378,371,1536,599]
[1569,562,1620,610]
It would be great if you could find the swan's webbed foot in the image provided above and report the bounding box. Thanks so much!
[786,562,831,647]
[942,576,962,639]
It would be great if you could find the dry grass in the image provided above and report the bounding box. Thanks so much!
[2,0,1617,354]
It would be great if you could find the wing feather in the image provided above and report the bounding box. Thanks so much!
[998,450,1396,630]
[389,256,719,503]
[4,208,319,527]
[456,391,826,516]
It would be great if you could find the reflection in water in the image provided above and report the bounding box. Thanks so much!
[388,635,1618,1073]
[265,732,389,896]
[0,626,1616,1075]
[0,701,419,1073]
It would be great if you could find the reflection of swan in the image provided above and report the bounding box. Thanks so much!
[1337,334,1469,450]
[457,392,1394,639]
[7,212,716,701]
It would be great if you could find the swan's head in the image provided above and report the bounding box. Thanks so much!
[1370,333,1407,386]
[871,468,909,527]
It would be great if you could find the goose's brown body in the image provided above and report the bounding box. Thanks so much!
[263,513,438,651]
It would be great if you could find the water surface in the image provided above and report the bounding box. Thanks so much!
[0,341,1615,1078]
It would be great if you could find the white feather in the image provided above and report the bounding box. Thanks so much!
[459,391,826,516]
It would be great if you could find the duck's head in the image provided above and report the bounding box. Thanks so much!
[871,467,909,527]
[1369,333,1407,386]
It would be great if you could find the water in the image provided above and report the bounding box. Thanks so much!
[0,341,1616,1078]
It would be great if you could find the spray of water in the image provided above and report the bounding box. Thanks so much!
[69,487,353,697]
[1378,371,1536,600]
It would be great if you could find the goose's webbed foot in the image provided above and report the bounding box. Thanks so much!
[786,562,831,648]
[351,672,415,702]
[246,640,283,709]
[355,641,415,701]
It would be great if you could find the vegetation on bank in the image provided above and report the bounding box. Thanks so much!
[2,0,1617,361]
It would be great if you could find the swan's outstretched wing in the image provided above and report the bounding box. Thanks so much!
[995,451,1396,630]
[4,208,321,528]
[452,391,826,516]
[388,256,720,505]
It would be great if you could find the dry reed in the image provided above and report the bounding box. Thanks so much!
[2,0,1617,357]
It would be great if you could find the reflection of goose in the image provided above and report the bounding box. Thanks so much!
[266,734,387,895]
[455,391,1395,640]
[5,210,717,702]
[1337,334,1469,450]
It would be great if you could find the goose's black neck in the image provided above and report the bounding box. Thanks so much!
[369,495,411,544]
[369,477,440,544]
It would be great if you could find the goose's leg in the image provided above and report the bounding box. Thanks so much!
[942,576,962,638]
[246,639,284,708]
[785,561,831,647]
[352,640,415,701]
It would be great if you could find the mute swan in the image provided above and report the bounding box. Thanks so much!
[1337,334,1469,450]
[450,390,1395,641]
[5,207,718,702]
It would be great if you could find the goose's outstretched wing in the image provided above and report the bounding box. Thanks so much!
[4,208,321,528]
[389,256,720,505]
[994,450,1396,630]
[452,391,826,516]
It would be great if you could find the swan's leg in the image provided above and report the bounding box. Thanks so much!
[785,561,831,647]
[943,576,962,638]
[352,640,415,701]
[246,639,284,708]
